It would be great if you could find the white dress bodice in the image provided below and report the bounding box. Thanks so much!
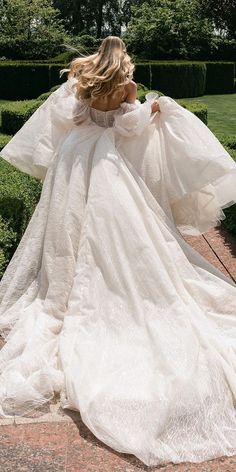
[89,106,124,128]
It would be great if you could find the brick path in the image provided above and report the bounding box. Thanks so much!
[0,227,235,472]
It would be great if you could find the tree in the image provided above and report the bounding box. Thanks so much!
[121,0,149,27]
[124,0,215,59]
[0,0,65,59]
[198,0,236,39]
[53,0,122,38]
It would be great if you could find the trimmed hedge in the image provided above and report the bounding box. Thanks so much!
[1,99,44,134]
[205,62,235,94]
[134,64,151,89]
[0,61,235,100]
[0,133,12,151]
[134,62,206,98]
[151,63,206,99]
[0,158,42,245]
[0,63,66,100]
[217,136,236,234]
[0,215,17,278]
[216,134,236,150]
[177,100,208,124]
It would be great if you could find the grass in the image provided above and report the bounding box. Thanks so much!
[181,94,236,135]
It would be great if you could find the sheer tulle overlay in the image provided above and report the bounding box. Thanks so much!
[0,78,236,466]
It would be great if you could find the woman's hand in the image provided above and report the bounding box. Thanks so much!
[151,101,160,113]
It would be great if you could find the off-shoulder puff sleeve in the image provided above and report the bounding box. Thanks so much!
[113,92,159,137]
[0,78,88,182]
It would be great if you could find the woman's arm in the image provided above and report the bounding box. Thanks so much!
[125,81,160,112]
[125,80,137,103]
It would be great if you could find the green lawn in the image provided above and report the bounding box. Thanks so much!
[182,94,236,135]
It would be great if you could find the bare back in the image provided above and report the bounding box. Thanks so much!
[90,81,137,111]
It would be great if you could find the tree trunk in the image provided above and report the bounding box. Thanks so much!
[96,0,104,38]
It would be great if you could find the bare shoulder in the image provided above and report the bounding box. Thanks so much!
[124,80,137,102]
[125,80,137,93]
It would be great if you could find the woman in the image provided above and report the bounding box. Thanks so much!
[0,36,235,467]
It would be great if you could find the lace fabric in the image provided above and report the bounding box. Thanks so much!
[0,78,236,467]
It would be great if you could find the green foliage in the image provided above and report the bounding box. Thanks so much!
[215,134,236,150]
[49,51,76,64]
[49,84,61,92]
[210,37,236,61]
[125,0,215,60]
[1,99,44,134]
[151,63,206,98]
[53,1,122,37]
[134,64,151,89]
[222,204,236,234]
[198,0,236,40]
[0,134,12,151]
[216,136,236,234]
[0,215,17,278]
[205,62,235,94]
[134,62,206,98]
[36,91,53,100]
[0,63,66,99]
[0,0,66,60]
[0,60,234,101]
[177,100,208,124]
[0,158,42,255]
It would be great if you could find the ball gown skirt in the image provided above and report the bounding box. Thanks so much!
[0,78,236,466]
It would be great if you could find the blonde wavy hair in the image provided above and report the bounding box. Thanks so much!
[67,36,135,102]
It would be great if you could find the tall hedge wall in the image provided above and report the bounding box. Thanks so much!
[205,62,235,94]
[134,61,235,97]
[134,63,206,98]
[0,63,65,99]
[0,61,235,100]
[151,63,206,98]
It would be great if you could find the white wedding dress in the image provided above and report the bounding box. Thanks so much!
[0,78,236,466]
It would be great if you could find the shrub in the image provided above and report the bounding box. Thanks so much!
[0,63,66,99]
[177,100,208,124]
[48,51,76,64]
[151,63,206,98]
[215,134,236,150]
[216,137,236,234]
[36,91,53,100]
[49,84,61,92]
[1,99,44,134]
[134,64,151,89]
[222,204,236,235]
[205,62,235,94]
[0,134,12,151]
[0,215,17,278]
[0,158,42,245]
